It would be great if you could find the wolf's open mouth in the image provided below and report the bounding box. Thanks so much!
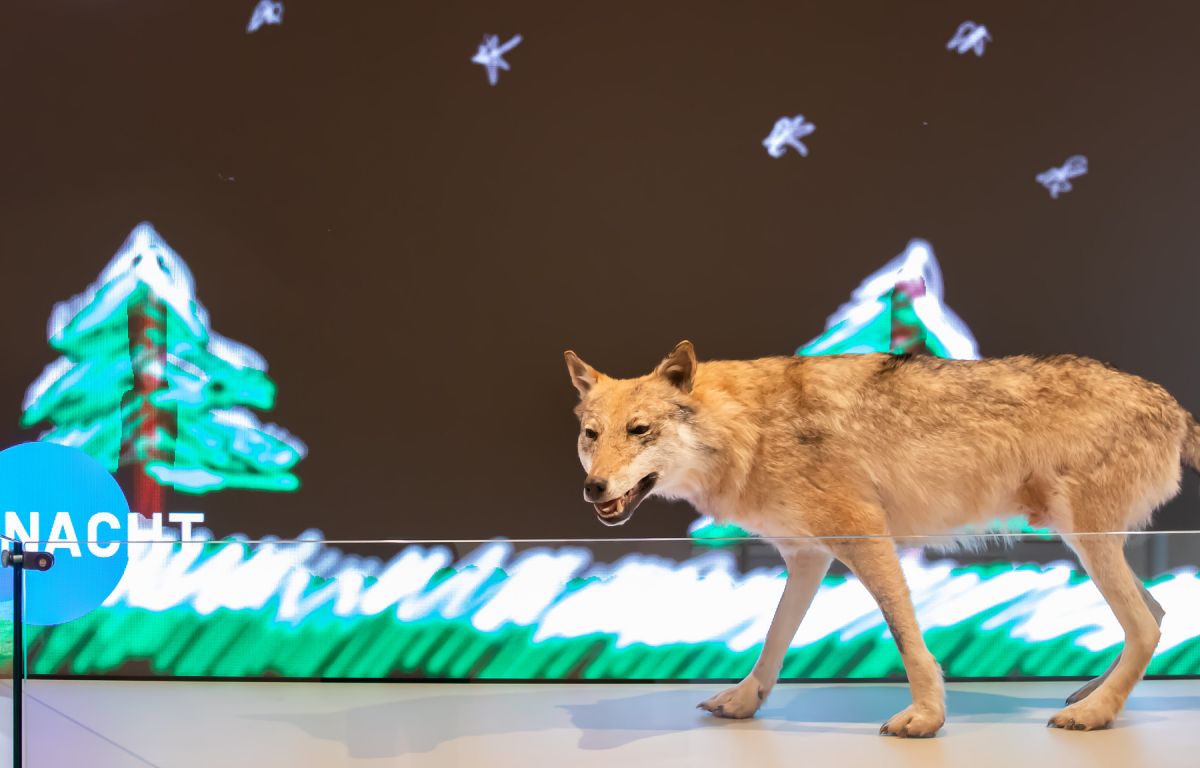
[594,473,658,527]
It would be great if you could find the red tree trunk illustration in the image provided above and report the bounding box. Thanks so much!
[119,289,177,518]
[890,277,932,356]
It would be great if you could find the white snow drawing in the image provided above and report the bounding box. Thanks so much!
[947,21,991,56]
[763,115,816,158]
[1036,155,1088,199]
[471,34,523,86]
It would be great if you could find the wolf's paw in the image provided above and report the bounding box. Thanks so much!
[879,705,945,738]
[1047,698,1116,731]
[697,679,766,720]
[1064,675,1105,705]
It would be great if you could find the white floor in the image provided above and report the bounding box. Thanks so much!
[2,679,1198,767]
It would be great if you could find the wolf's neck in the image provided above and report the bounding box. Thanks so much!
[681,376,763,516]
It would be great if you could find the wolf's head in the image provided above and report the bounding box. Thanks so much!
[563,340,710,527]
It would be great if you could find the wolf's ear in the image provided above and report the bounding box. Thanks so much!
[655,340,696,392]
[564,350,600,397]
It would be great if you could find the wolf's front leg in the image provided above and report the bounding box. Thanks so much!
[698,549,831,719]
[832,537,945,738]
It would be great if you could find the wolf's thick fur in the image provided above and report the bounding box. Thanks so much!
[565,341,1200,736]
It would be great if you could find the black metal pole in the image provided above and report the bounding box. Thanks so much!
[12,541,23,768]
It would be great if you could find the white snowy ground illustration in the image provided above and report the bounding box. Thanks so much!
[100,529,1200,663]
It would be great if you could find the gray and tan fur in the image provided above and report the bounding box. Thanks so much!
[564,341,1200,737]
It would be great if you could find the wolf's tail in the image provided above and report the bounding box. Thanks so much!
[1185,415,1200,474]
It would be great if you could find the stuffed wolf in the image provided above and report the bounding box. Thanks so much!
[564,341,1199,736]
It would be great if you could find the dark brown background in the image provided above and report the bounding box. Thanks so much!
[3,1,1199,540]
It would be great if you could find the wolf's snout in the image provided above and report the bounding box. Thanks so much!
[583,477,608,501]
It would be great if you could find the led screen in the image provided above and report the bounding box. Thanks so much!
[3,2,1199,681]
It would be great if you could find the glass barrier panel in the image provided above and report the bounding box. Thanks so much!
[18,531,1200,682]
[12,531,1200,765]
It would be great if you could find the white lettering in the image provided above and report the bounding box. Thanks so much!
[46,512,82,558]
[88,512,121,557]
[168,512,205,543]
[5,511,40,549]
[129,512,164,542]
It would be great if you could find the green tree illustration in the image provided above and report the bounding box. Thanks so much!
[20,223,306,516]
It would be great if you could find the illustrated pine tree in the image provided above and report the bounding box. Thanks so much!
[796,239,978,359]
[20,223,307,516]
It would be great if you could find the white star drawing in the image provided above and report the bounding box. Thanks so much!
[471,34,523,86]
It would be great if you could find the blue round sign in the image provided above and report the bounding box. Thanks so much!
[0,442,130,625]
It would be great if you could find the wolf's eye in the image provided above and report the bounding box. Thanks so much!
[628,424,650,436]
[584,428,598,440]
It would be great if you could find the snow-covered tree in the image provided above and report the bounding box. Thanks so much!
[797,239,978,359]
[21,223,306,516]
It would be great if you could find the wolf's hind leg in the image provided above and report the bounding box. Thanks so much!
[1064,582,1164,705]
[698,548,831,719]
[830,537,945,738]
[1048,534,1161,730]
